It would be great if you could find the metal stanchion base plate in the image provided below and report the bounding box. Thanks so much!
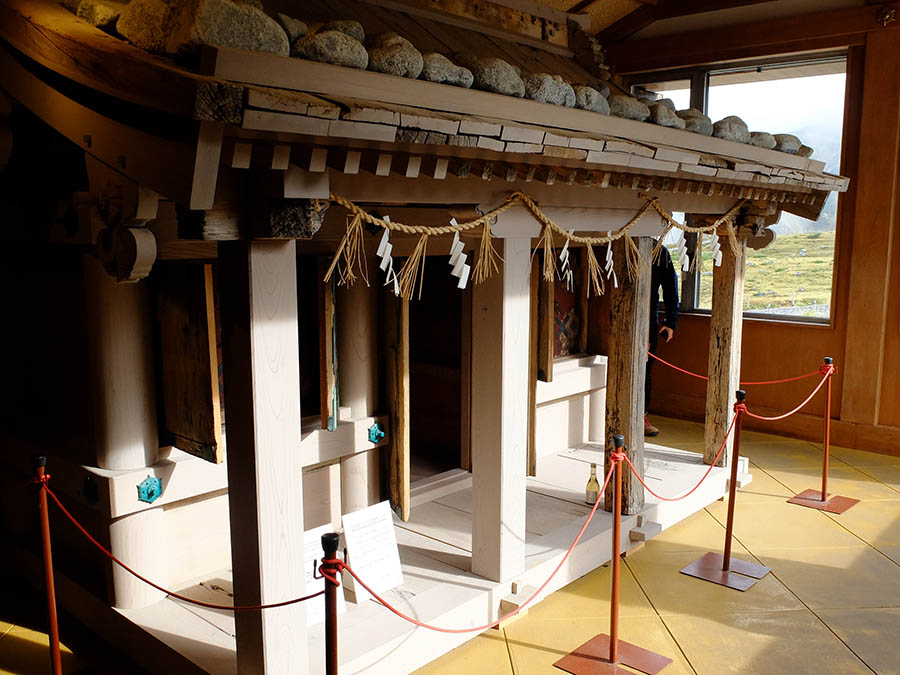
[680,552,770,591]
[554,634,673,674]
[788,489,859,514]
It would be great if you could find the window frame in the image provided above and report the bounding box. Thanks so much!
[626,53,848,327]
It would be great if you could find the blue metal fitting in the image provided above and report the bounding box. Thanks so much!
[368,422,386,444]
[137,476,162,504]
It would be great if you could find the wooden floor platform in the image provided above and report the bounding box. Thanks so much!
[116,443,748,674]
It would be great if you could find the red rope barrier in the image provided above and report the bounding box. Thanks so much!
[742,369,831,421]
[648,352,822,386]
[623,414,736,502]
[322,463,618,634]
[43,486,324,611]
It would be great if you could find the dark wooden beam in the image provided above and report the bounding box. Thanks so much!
[597,0,771,46]
[608,2,900,73]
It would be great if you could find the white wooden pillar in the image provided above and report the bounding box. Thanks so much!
[83,255,165,609]
[704,234,747,466]
[471,237,531,582]
[220,241,307,675]
[337,267,380,514]
[109,508,166,608]
[83,255,158,471]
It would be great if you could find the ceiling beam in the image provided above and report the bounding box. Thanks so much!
[607,2,900,73]
[596,0,772,46]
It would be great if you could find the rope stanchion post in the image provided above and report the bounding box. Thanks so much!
[680,392,771,591]
[822,357,833,499]
[554,436,672,675]
[321,533,341,675]
[34,456,62,675]
[787,357,860,514]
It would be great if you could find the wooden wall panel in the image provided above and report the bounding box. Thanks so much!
[842,31,900,426]
[155,263,223,463]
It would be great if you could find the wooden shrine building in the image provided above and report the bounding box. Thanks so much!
[1,0,896,673]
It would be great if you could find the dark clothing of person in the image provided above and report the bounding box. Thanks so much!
[646,246,680,411]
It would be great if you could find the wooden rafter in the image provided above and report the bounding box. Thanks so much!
[607,2,900,73]
[597,0,775,47]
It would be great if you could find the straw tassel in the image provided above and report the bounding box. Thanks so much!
[540,224,556,282]
[472,220,503,284]
[650,223,675,265]
[624,236,645,281]
[584,244,605,296]
[397,234,429,300]
[324,213,368,287]
[691,234,704,273]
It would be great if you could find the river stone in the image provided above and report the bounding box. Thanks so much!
[455,53,524,97]
[677,108,712,135]
[236,0,263,8]
[293,30,368,69]
[320,19,364,44]
[574,86,609,114]
[798,144,814,158]
[524,73,567,105]
[608,95,650,121]
[76,0,126,31]
[749,131,776,149]
[421,53,473,88]
[655,98,676,111]
[368,32,423,78]
[649,101,685,129]
[167,0,290,56]
[276,13,307,43]
[713,115,750,143]
[117,0,173,52]
[774,133,802,154]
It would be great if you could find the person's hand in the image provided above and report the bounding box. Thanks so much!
[659,326,674,343]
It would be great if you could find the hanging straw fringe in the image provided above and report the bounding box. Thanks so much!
[540,224,555,281]
[324,192,749,295]
[472,220,503,284]
[584,245,604,296]
[650,222,675,265]
[397,234,429,300]
[323,213,368,287]
[691,234,704,274]
[624,235,644,281]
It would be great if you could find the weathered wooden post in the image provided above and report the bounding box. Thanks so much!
[604,236,652,514]
[703,216,746,468]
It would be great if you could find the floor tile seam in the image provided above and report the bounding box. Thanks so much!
[654,607,812,618]
[502,627,517,675]
[767,576,880,675]
[748,467,881,552]
[853,466,900,495]
[623,556,699,675]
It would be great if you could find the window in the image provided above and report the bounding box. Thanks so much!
[629,57,846,322]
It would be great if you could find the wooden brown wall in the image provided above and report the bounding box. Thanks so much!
[648,39,900,454]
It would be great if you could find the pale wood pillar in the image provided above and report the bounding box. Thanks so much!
[704,233,747,466]
[83,255,159,471]
[471,237,531,582]
[220,241,307,675]
[337,264,381,515]
[604,237,652,515]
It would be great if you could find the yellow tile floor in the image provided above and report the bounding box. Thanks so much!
[3,418,897,674]
[416,417,900,675]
